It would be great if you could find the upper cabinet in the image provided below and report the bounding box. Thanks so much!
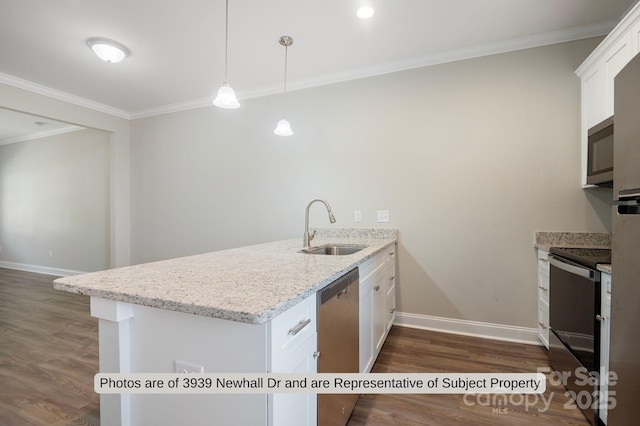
[576,3,640,187]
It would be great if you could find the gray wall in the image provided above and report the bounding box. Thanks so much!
[130,38,612,328]
[0,128,111,272]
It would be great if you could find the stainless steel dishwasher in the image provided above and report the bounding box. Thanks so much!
[317,267,359,426]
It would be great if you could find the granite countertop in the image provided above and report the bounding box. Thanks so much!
[534,231,611,251]
[598,264,612,274]
[53,229,398,324]
[534,231,612,274]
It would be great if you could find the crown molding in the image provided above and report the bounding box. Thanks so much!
[1,20,618,121]
[0,72,131,120]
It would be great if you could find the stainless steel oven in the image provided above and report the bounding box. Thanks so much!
[548,247,610,425]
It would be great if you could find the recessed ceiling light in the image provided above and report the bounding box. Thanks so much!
[357,6,374,19]
[87,38,130,63]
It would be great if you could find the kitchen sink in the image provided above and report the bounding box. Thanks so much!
[301,244,368,255]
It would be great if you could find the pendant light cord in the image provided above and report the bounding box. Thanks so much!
[224,0,229,82]
[283,44,288,116]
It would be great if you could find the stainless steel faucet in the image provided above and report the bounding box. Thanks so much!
[303,198,336,248]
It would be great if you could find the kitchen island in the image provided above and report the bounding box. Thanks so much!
[54,229,397,426]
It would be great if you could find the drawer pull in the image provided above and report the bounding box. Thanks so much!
[389,252,395,256]
[596,314,605,322]
[389,276,395,281]
[313,351,321,359]
[374,285,380,291]
[538,322,547,330]
[539,259,548,263]
[389,308,396,314]
[538,286,548,292]
[288,319,311,336]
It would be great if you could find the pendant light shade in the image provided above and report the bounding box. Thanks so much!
[213,0,240,109]
[274,117,293,136]
[213,83,240,109]
[274,36,294,136]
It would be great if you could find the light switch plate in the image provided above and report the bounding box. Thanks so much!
[377,210,389,223]
[354,210,362,222]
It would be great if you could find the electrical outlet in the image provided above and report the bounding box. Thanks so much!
[354,210,362,222]
[376,210,390,223]
[175,359,204,374]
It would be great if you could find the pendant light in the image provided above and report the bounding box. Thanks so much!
[274,36,293,136]
[213,0,240,109]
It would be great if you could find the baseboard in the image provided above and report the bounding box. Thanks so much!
[394,312,541,346]
[0,260,85,277]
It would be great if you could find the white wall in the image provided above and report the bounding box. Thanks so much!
[0,84,131,267]
[0,128,111,273]
[130,38,612,328]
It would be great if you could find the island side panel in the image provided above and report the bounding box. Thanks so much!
[92,297,270,426]
[90,298,134,426]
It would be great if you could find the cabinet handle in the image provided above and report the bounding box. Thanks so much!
[539,258,548,263]
[389,276,395,281]
[389,252,395,256]
[607,290,611,295]
[374,285,380,291]
[313,351,321,359]
[596,314,605,322]
[538,322,547,330]
[389,308,396,314]
[288,319,311,336]
[538,286,548,292]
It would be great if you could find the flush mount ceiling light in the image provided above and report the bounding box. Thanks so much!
[87,38,129,63]
[357,6,375,19]
[213,0,240,109]
[274,36,294,137]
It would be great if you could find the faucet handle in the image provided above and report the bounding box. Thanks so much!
[309,230,316,242]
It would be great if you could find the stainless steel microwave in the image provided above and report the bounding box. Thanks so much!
[587,116,613,186]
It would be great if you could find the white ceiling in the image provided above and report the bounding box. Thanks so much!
[0,0,637,119]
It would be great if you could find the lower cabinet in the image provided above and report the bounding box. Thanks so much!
[270,336,317,426]
[269,293,318,426]
[536,249,550,349]
[359,244,397,373]
[598,272,612,425]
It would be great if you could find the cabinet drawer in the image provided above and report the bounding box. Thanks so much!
[359,244,396,282]
[270,294,316,370]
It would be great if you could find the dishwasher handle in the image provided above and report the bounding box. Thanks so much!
[549,255,597,281]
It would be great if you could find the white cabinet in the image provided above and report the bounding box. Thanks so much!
[598,272,612,425]
[536,249,550,349]
[269,294,317,426]
[576,2,640,186]
[359,244,397,373]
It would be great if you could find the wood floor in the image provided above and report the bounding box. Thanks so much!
[1,268,590,425]
[348,327,590,426]
[0,268,99,426]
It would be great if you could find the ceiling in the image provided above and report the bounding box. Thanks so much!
[0,0,637,119]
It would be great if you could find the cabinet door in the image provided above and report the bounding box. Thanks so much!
[373,271,386,354]
[599,273,612,425]
[359,282,374,373]
[537,249,550,349]
[270,336,317,426]
[583,65,607,130]
[604,35,633,117]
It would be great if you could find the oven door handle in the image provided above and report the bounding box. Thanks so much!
[549,255,597,281]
